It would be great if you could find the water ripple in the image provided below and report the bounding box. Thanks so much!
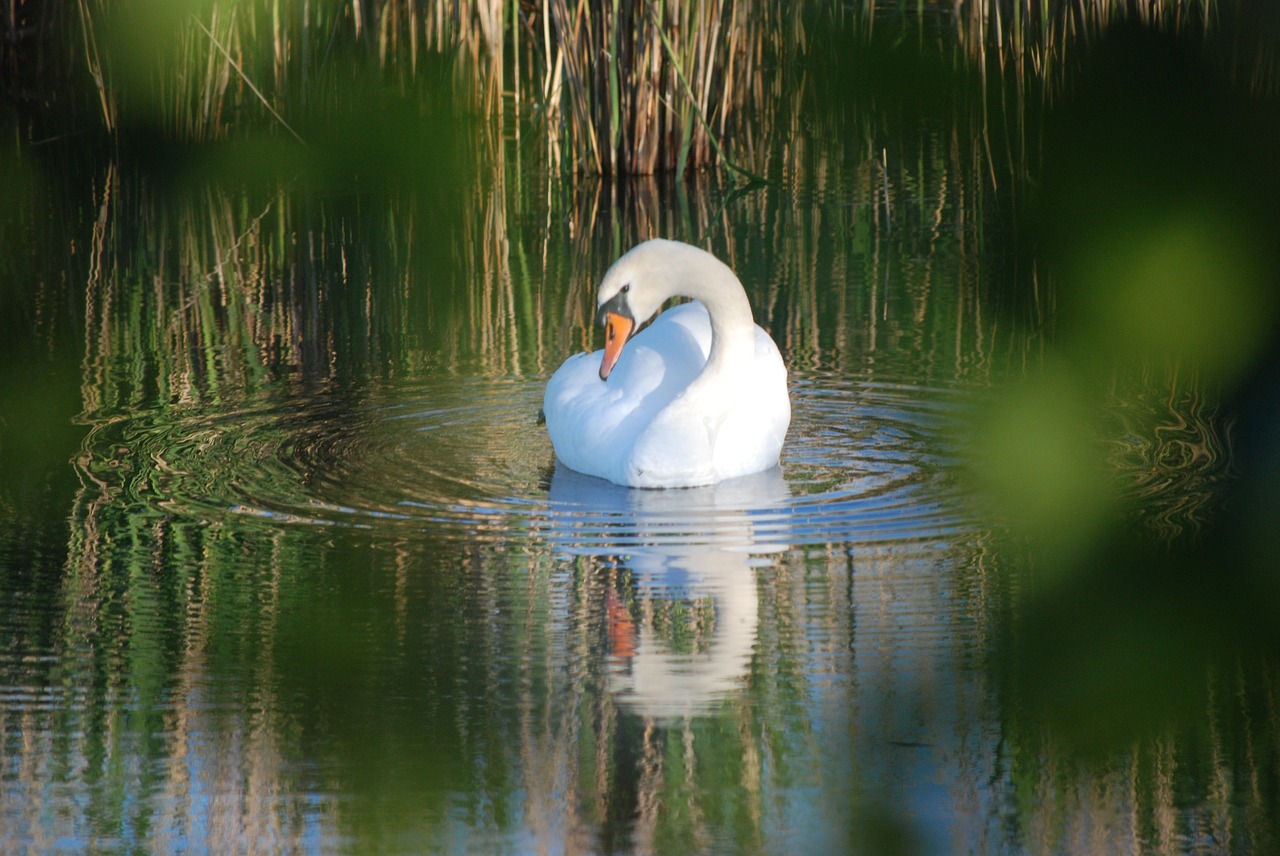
[77,373,975,548]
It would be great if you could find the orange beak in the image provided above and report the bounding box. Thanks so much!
[599,311,635,381]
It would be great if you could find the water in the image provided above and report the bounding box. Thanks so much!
[80,371,964,540]
[11,376,975,853]
[0,147,1273,855]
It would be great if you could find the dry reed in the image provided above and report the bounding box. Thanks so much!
[40,0,1277,176]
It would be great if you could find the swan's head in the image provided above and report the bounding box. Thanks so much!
[594,240,684,381]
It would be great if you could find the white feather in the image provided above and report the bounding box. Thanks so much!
[544,241,790,488]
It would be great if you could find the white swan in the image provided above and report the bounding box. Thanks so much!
[543,239,790,488]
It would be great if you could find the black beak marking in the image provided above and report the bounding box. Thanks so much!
[596,290,634,329]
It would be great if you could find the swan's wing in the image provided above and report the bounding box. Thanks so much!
[543,309,709,484]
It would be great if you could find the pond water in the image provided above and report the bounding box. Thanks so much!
[0,133,1274,855]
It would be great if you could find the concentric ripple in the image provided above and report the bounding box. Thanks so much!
[77,371,977,550]
[781,374,974,544]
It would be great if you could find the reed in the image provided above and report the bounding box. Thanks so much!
[535,0,794,176]
[54,0,796,175]
[37,0,1274,178]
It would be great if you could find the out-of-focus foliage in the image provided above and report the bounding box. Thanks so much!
[974,20,1280,762]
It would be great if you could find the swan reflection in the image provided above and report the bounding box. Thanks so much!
[546,464,791,719]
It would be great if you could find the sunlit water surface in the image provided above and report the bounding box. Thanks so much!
[85,372,968,544]
[7,362,994,853]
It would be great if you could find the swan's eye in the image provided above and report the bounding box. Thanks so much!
[620,284,630,294]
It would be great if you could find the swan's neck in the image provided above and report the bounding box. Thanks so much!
[673,251,757,387]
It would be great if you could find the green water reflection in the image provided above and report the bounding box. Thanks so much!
[0,141,992,853]
[4,25,1280,855]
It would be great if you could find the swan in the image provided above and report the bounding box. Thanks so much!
[543,239,790,488]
